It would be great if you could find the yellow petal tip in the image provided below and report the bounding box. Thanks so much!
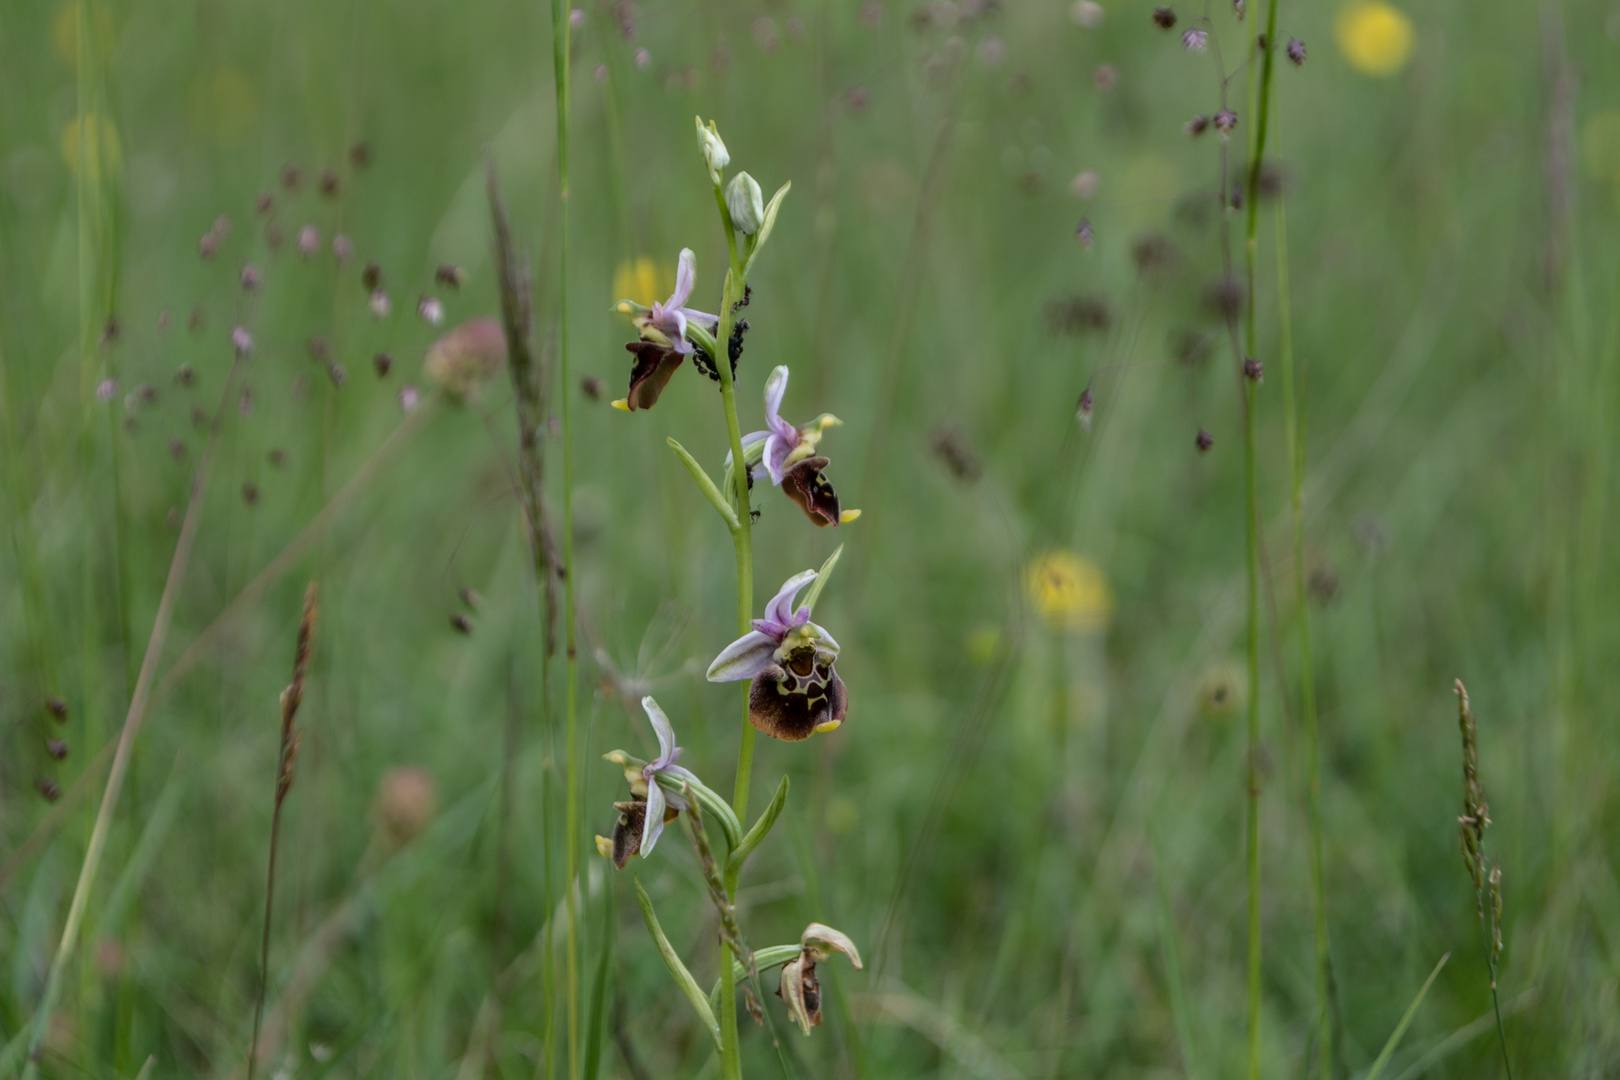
[611,398,631,412]
[814,719,843,734]
[839,509,862,524]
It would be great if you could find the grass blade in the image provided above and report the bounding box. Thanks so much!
[731,775,789,871]
[1365,952,1450,1080]
[668,437,740,530]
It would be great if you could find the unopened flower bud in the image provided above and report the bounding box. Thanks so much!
[696,117,730,182]
[725,171,765,235]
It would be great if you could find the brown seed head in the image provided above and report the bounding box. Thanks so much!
[1151,6,1176,28]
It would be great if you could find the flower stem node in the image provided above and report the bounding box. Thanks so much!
[696,116,730,183]
[708,565,849,741]
[725,172,765,235]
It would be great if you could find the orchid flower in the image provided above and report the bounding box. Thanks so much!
[612,249,721,411]
[728,365,855,527]
[707,569,848,741]
[603,696,702,865]
[778,924,864,1036]
[641,248,718,354]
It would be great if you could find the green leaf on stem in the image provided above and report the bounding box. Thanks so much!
[798,544,844,612]
[657,770,743,850]
[743,181,792,276]
[668,437,740,531]
[709,944,805,1012]
[731,774,789,872]
[634,876,722,1047]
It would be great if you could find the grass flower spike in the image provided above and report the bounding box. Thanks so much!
[708,568,848,740]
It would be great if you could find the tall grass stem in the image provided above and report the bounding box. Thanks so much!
[22,356,245,1079]
[549,0,581,1073]
[1275,199,1332,1079]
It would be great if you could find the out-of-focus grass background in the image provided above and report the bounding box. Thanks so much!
[3,0,1619,1075]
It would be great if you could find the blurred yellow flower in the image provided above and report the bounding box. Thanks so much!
[59,113,121,179]
[189,69,259,143]
[53,3,114,67]
[612,256,671,307]
[965,624,1002,664]
[1335,1,1413,77]
[1024,550,1112,633]
[1581,111,1620,182]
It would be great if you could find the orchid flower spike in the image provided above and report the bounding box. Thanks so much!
[603,696,703,865]
[611,248,720,411]
[729,365,858,527]
[707,568,848,741]
[778,924,864,1036]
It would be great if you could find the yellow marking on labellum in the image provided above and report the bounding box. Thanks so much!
[839,508,862,524]
[611,398,631,411]
[814,719,842,734]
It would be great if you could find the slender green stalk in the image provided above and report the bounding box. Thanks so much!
[1275,200,1331,1080]
[1240,9,1281,1079]
[1242,379,1262,1080]
[548,1,580,1074]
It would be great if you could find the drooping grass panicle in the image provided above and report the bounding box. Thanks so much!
[249,581,319,1080]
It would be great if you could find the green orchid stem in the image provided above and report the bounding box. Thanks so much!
[550,0,580,1076]
[712,174,753,1080]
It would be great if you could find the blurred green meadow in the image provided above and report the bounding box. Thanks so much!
[3,0,1620,1076]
